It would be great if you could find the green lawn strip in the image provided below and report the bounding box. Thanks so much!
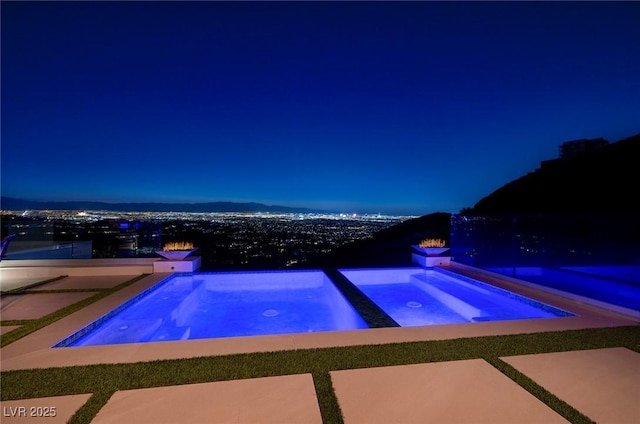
[1,320,33,326]
[0,276,68,295]
[486,357,595,424]
[68,392,114,424]
[313,372,344,424]
[0,274,149,347]
[2,326,638,424]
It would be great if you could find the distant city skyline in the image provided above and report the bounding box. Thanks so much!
[2,1,639,215]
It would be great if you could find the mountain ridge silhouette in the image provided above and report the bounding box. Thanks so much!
[0,197,336,215]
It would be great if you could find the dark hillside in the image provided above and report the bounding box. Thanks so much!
[310,212,451,268]
[470,134,640,214]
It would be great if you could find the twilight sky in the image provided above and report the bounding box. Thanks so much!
[2,1,639,216]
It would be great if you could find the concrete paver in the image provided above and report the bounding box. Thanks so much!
[1,295,22,312]
[25,275,137,291]
[0,292,94,320]
[331,359,569,424]
[1,276,50,292]
[91,374,323,424]
[0,394,92,424]
[502,347,640,424]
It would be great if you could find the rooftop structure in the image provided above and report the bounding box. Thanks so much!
[559,138,609,160]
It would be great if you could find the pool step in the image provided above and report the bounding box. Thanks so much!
[409,274,481,321]
[410,274,522,321]
[112,318,163,344]
[149,326,191,342]
[411,273,556,321]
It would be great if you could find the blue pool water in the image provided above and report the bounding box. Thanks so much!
[58,271,368,347]
[339,268,572,327]
[487,266,640,313]
[56,267,573,347]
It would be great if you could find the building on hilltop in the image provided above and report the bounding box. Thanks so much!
[558,138,608,160]
[540,137,610,169]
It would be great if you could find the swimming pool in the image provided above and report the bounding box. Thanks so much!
[56,267,573,347]
[57,270,369,347]
[339,268,572,327]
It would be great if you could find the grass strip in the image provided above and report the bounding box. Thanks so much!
[4,326,638,397]
[0,274,149,347]
[2,326,638,424]
[313,372,344,424]
[68,392,114,424]
[1,320,33,326]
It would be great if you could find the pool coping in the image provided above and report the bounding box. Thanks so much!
[1,264,638,371]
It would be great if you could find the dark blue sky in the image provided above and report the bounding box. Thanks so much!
[2,1,639,215]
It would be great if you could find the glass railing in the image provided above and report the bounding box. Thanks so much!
[450,213,640,312]
[4,214,639,272]
[2,240,93,259]
[450,213,640,269]
[1,220,162,260]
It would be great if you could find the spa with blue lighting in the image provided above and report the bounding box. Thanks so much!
[55,267,573,347]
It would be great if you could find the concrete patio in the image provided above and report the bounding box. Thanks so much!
[1,262,638,423]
